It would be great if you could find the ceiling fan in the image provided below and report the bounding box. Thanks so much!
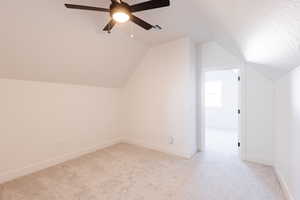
[65,0,170,33]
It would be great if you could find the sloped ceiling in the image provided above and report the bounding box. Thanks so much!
[196,0,300,73]
[117,0,212,45]
[0,0,212,87]
[1,0,299,86]
[0,0,148,87]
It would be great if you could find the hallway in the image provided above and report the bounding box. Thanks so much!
[206,128,239,155]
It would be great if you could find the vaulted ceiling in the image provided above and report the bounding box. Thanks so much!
[196,0,300,71]
[0,0,148,87]
[1,0,299,87]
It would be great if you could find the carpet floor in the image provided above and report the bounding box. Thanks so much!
[0,144,284,200]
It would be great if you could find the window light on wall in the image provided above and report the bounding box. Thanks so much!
[205,81,223,108]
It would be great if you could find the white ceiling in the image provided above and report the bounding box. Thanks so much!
[196,0,300,71]
[1,0,300,86]
[117,0,212,45]
[0,0,148,87]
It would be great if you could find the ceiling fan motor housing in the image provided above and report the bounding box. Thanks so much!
[110,2,132,18]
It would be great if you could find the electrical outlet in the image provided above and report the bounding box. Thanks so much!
[168,136,174,144]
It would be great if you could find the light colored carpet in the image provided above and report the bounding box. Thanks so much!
[0,144,284,200]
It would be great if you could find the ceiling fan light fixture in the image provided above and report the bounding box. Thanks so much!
[112,11,130,23]
[65,0,170,32]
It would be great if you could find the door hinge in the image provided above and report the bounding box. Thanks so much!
[238,109,241,114]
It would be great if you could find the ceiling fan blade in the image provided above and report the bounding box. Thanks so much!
[64,4,109,12]
[130,0,170,12]
[103,20,117,32]
[131,15,153,30]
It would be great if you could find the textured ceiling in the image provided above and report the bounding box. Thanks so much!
[1,0,299,86]
[196,0,300,72]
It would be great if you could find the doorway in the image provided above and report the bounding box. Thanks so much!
[203,69,241,155]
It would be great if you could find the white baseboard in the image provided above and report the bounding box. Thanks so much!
[121,138,193,159]
[274,168,295,200]
[0,138,122,184]
[244,156,273,166]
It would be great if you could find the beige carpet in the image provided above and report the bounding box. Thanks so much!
[0,144,284,200]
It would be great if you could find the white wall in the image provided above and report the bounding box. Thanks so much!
[201,41,243,70]
[122,37,197,158]
[0,79,121,183]
[205,70,239,130]
[275,66,300,200]
[0,38,279,185]
[245,64,274,165]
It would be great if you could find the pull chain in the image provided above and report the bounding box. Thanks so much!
[130,21,134,38]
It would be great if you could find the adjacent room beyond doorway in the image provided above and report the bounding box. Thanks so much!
[204,69,240,155]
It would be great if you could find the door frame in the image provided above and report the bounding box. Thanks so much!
[197,65,246,160]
